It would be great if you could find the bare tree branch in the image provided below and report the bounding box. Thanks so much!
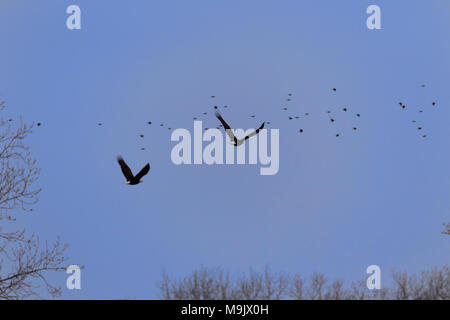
[0,104,68,300]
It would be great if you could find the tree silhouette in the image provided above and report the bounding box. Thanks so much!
[0,102,68,299]
[157,265,449,300]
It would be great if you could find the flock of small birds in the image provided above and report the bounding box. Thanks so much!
[31,83,439,147]
[397,85,437,139]
[7,83,438,184]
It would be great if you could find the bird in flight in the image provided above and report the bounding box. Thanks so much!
[215,112,265,146]
[117,156,150,185]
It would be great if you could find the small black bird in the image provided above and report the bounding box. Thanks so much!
[117,156,150,185]
[330,118,335,122]
[356,114,360,117]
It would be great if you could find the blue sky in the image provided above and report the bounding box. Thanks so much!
[0,0,449,299]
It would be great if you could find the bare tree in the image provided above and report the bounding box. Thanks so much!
[157,265,449,300]
[391,266,449,300]
[0,103,68,299]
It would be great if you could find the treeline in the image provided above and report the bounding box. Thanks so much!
[157,265,449,300]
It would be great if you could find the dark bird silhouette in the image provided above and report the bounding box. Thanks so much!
[421,84,426,88]
[214,106,218,109]
[419,110,423,113]
[305,113,309,116]
[402,105,406,109]
[211,96,215,98]
[215,112,265,146]
[343,108,347,112]
[299,129,303,133]
[224,105,228,108]
[203,112,207,115]
[353,127,357,130]
[98,123,102,126]
[289,117,293,120]
[330,118,335,122]
[333,88,337,91]
[283,107,287,110]
[37,122,41,127]
[356,113,360,117]
[117,156,150,185]
[412,120,416,123]
[336,133,340,137]
[418,127,422,130]
[160,124,164,126]
[148,121,152,125]
[141,148,146,150]
[140,134,144,138]
[432,102,436,106]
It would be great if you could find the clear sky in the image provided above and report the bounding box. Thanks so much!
[0,0,449,299]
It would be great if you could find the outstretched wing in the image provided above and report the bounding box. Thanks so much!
[244,122,265,140]
[135,163,150,181]
[215,112,236,141]
[117,156,134,181]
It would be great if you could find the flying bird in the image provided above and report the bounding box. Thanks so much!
[117,156,150,185]
[215,112,265,146]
